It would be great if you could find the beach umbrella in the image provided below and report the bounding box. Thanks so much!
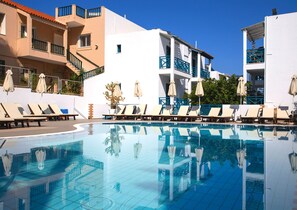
[168,80,176,109]
[236,149,246,169]
[2,152,13,176]
[35,149,46,170]
[133,142,142,159]
[3,69,14,95]
[237,77,246,104]
[36,73,47,95]
[167,145,176,160]
[289,152,297,173]
[195,78,204,108]
[289,75,297,107]
[184,141,191,157]
[112,140,122,157]
[134,80,142,98]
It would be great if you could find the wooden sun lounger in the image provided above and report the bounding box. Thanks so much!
[1,103,46,127]
[141,105,162,120]
[276,108,291,124]
[49,104,78,120]
[260,107,275,123]
[0,107,14,129]
[213,107,234,122]
[27,103,59,120]
[201,107,221,122]
[241,107,260,123]
[114,105,135,120]
[102,105,126,120]
[121,104,147,120]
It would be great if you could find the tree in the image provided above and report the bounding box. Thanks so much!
[185,74,240,105]
[103,82,125,109]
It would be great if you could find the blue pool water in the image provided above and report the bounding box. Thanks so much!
[0,122,296,210]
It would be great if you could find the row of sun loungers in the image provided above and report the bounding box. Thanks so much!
[103,104,291,124]
[0,103,78,128]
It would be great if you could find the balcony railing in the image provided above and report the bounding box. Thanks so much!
[192,66,197,77]
[51,43,64,56]
[200,69,210,79]
[58,5,101,18]
[58,5,72,17]
[32,39,48,52]
[247,47,264,64]
[76,6,85,18]
[87,7,101,18]
[67,50,82,71]
[246,96,264,104]
[159,56,190,74]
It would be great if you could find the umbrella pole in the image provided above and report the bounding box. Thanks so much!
[199,97,201,109]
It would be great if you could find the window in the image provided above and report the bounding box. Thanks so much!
[117,44,121,53]
[21,24,27,38]
[79,34,91,47]
[32,27,36,39]
[0,13,6,35]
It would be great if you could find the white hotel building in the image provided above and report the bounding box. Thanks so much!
[242,11,297,112]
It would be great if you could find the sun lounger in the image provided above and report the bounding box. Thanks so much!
[26,103,59,120]
[0,107,14,128]
[48,104,78,120]
[185,106,200,122]
[102,105,126,119]
[141,105,162,120]
[201,107,221,122]
[1,103,46,127]
[159,106,173,121]
[115,105,135,120]
[241,107,260,123]
[214,107,234,122]
[276,108,290,124]
[121,104,147,120]
[260,107,275,123]
[170,105,190,121]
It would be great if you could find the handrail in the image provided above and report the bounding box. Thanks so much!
[76,6,85,18]
[51,43,64,56]
[32,38,48,52]
[67,50,82,70]
[76,52,99,68]
[82,66,104,80]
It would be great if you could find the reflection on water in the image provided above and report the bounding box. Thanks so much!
[0,123,296,210]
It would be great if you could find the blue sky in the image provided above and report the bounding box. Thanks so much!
[14,0,297,75]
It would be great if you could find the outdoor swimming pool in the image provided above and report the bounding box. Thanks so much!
[0,122,296,210]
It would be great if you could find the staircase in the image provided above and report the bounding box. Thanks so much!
[66,49,104,79]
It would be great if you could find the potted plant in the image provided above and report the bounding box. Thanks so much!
[103,82,125,113]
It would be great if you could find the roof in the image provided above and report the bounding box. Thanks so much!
[1,0,65,27]
[159,30,214,59]
[241,21,264,42]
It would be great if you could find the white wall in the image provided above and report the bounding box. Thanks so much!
[104,8,146,36]
[265,12,297,111]
[84,29,161,117]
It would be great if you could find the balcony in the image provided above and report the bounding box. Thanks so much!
[246,96,264,105]
[57,5,101,27]
[17,38,66,64]
[159,56,190,74]
[200,69,210,79]
[247,47,264,64]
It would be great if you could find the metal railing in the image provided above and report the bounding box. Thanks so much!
[192,66,197,77]
[247,48,264,64]
[201,69,210,79]
[246,96,264,104]
[67,50,82,70]
[82,66,104,80]
[159,56,190,74]
[50,43,64,56]
[0,65,83,96]
[32,38,48,52]
[76,6,85,18]
[58,5,72,17]
[87,7,101,18]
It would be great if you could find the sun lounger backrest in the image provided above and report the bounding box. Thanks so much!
[208,107,221,117]
[115,105,125,114]
[16,104,29,115]
[262,107,274,118]
[137,104,147,115]
[277,109,290,119]
[124,105,134,115]
[49,104,63,114]
[151,105,162,115]
[2,103,23,118]
[0,104,7,117]
[245,107,259,118]
[39,104,53,114]
[177,105,189,116]
[162,106,171,115]
[28,104,43,115]
[221,108,234,117]
[188,106,199,116]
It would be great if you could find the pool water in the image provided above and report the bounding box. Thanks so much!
[0,122,296,210]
